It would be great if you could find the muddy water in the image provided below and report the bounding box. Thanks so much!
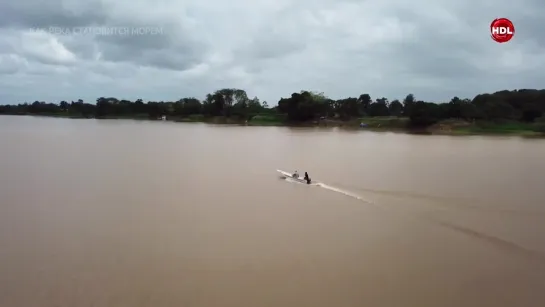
[1,115,544,307]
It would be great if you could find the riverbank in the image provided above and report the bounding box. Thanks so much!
[188,115,545,137]
[2,113,544,137]
[428,119,545,137]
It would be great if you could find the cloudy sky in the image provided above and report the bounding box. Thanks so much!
[0,0,543,105]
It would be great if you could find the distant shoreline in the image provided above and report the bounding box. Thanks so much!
[3,113,544,137]
[2,88,545,137]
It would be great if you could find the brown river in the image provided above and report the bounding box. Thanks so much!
[1,115,545,307]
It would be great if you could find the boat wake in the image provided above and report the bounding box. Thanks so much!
[278,172,545,263]
[278,170,373,203]
[314,182,373,203]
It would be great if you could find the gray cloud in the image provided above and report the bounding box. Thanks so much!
[0,0,544,105]
[0,1,108,29]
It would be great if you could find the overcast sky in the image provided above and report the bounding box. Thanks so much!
[0,0,543,105]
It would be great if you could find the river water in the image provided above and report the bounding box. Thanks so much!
[1,115,545,307]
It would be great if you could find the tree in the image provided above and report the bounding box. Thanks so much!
[59,101,69,111]
[182,98,202,115]
[277,91,323,121]
[388,99,403,116]
[408,101,442,127]
[357,94,372,115]
[402,94,415,116]
[95,97,110,117]
[211,92,225,116]
[336,97,359,119]
[472,94,518,120]
[368,98,390,116]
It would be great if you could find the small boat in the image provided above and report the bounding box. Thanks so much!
[277,170,311,184]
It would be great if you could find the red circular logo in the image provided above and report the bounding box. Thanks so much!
[490,18,515,43]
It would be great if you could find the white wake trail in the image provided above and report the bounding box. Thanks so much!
[279,171,373,204]
[314,182,374,204]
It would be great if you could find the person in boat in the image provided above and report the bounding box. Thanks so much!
[292,171,299,178]
[304,172,311,184]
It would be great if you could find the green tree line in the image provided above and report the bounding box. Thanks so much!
[1,88,544,130]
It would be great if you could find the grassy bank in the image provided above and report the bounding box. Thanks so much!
[245,116,545,137]
[354,116,410,129]
[5,113,545,137]
[430,119,545,136]
[175,114,287,126]
[247,114,287,126]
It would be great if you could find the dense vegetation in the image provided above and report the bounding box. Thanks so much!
[1,88,544,133]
